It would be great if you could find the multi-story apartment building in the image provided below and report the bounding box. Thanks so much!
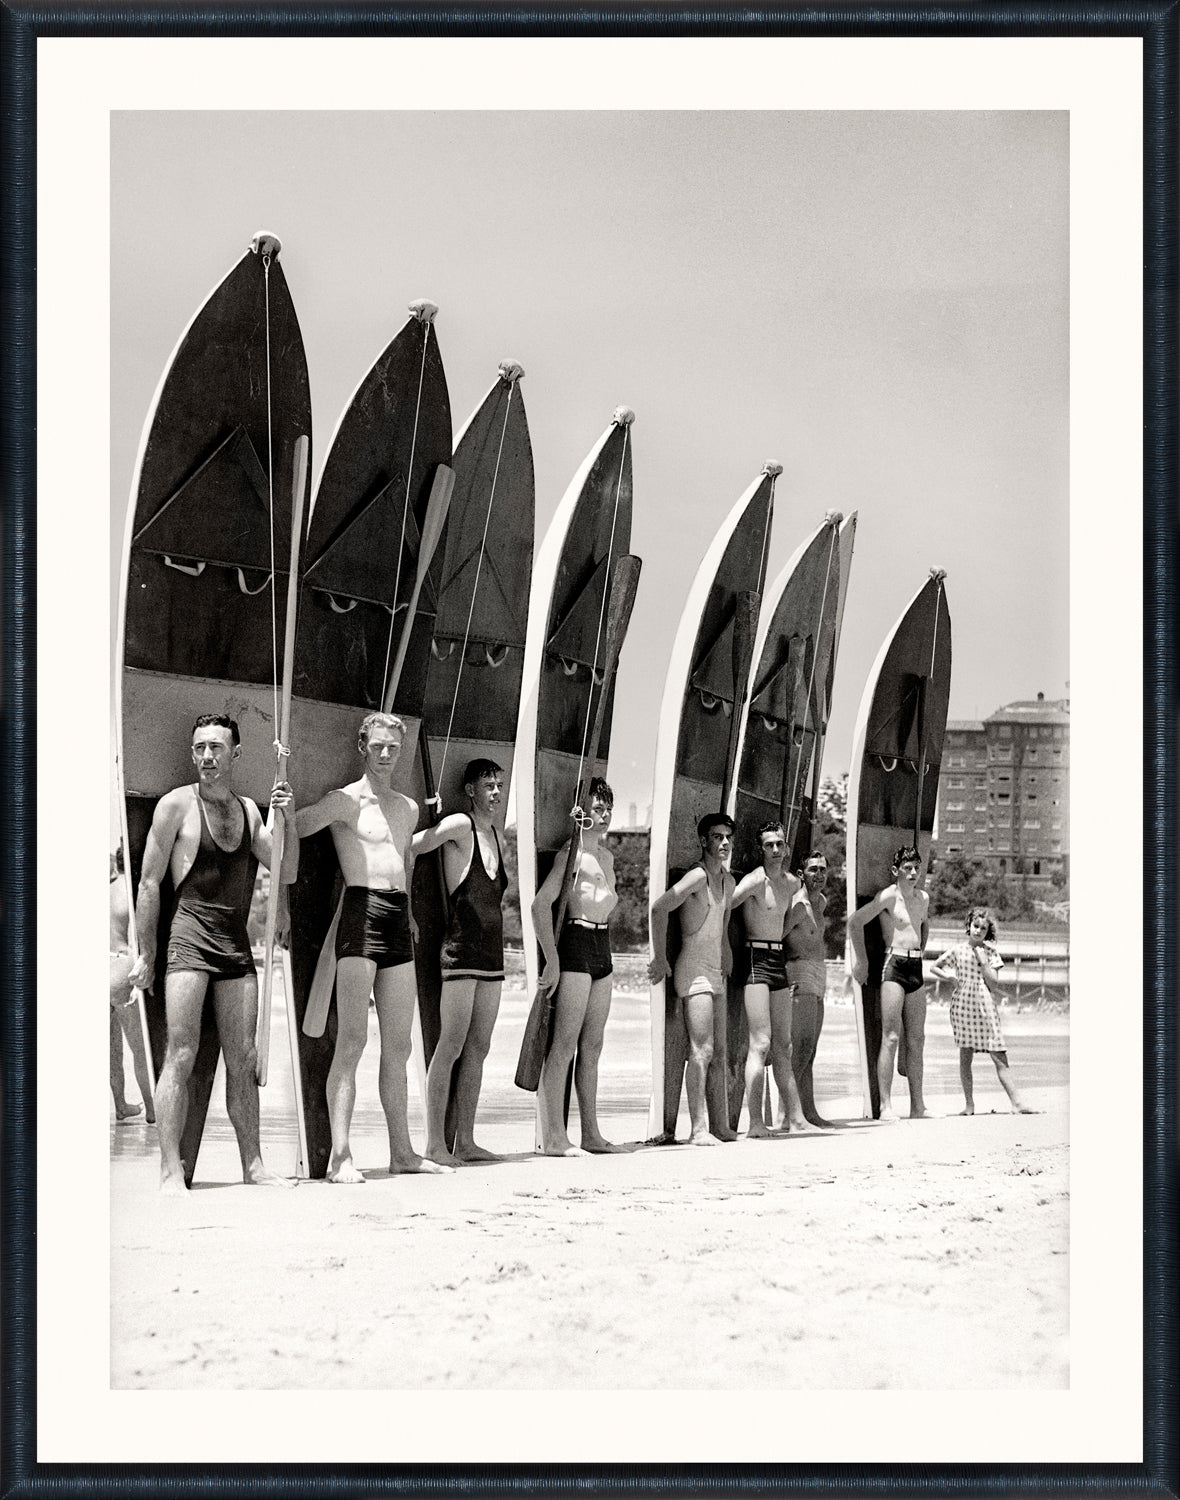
[933,692,1069,891]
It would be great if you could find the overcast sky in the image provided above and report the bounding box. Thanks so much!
[111,109,1068,826]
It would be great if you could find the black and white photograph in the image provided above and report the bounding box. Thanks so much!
[27,28,1150,1472]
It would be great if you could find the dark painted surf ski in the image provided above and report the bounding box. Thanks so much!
[721,511,854,1128]
[286,303,452,1179]
[645,465,777,1140]
[515,409,636,1143]
[846,569,952,1118]
[116,233,312,1187]
[413,362,535,1069]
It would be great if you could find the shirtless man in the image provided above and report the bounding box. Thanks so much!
[847,844,931,1121]
[730,822,809,1137]
[412,758,509,1167]
[647,813,737,1146]
[783,851,832,1128]
[109,846,154,1124]
[296,711,449,1180]
[532,777,623,1157]
[129,714,298,1193]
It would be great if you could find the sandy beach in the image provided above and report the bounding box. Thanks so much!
[111,971,1068,1391]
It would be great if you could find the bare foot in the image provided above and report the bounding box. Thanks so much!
[145,1109,157,1125]
[326,1157,366,1184]
[908,1108,933,1120]
[877,1109,899,1125]
[455,1142,500,1163]
[245,1162,297,1188]
[713,1128,739,1143]
[425,1146,461,1169]
[1013,1104,1042,1114]
[159,1172,188,1197]
[787,1116,823,1134]
[390,1154,454,1175]
[958,1107,975,1116]
[544,1143,589,1157]
[689,1129,722,1146]
[581,1136,623,1154]
[644,1130,678,1146]
[804,1114,834,1129]
[115,1101,143,1122]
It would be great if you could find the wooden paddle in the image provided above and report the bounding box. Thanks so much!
[256,433,309,1086]
[719,587,761,813]
[515,552,643,1092]
[381,463,455,713]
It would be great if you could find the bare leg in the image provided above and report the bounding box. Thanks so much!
[374,963,451,1173]
[707,992,737,1140]
[876,980,907,1121]
[540,971,591,1155]
[109,1007,136,1119]
[155,972,208,1192]
[684,991,721,1144]
[769,986,810,1130]
[325,956,376,1182]
[114,1001,155,1123]
[742,984,773,1138]
[959,1047,975,1113]
[901,987,929,1116]
[211,975,294,1186]
[451,980,503,1161]
[425,978,476,1166]
[992,1050,1039,1112]
[575,975,620,1151]
[791,992,830,1127]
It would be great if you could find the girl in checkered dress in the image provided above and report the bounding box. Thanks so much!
[930,909,1036,1114]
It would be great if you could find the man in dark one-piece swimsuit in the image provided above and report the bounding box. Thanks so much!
[412,759,510,1167]
[129,714,299,1193]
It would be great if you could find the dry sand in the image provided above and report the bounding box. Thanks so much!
[110,977,1069,1390]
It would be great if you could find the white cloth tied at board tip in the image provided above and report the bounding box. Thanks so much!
[409,299,439,324]
[824,509,844,525]
[498,360,525,384]
[250,230,282,258]
[612,405,636,428]
[763,462,783,478]
[929,567,947,583]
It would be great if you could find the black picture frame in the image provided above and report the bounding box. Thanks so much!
[2,4,1176,1498]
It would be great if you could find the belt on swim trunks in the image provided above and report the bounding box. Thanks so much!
[569,917,608,929]
[890,947,924,958]
[747,939,783,950]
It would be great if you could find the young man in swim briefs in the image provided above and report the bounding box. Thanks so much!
[846,844,931,1121]
[647,812,737,1146]
[532,776,623,1157]
[129,714,298,1193]
[411,758,509,1168]
[782,850,832,1128]
[729,821,811,1137]
[296,711,449,1180]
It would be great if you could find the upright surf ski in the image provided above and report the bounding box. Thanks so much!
[286,301,453,1178]
[845,569,952,1118]
[514,410,640,1139]
[413,362,535,1073]
[645,465,777,1142]
[116,232,312,1186]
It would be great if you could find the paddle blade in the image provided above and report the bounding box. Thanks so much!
[514,986,552,1092]
[600,553,642,674]
[420,462,455,569]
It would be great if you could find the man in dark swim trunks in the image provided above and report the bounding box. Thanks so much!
[411,759,509,1168]
[129,714,299,1193]
[532,777,623,1156]
[847,844,931,1121]
[296,712,450,1180]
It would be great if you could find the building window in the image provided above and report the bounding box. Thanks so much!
[997,792,1010,803]
[1027,793,1037,803]
[1033,860,1041,874]
[948,777,965,788]
[1024,819,1040,829]
[945,823,965,834]
[947,801,965,812]
[1027,748,1038,761]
